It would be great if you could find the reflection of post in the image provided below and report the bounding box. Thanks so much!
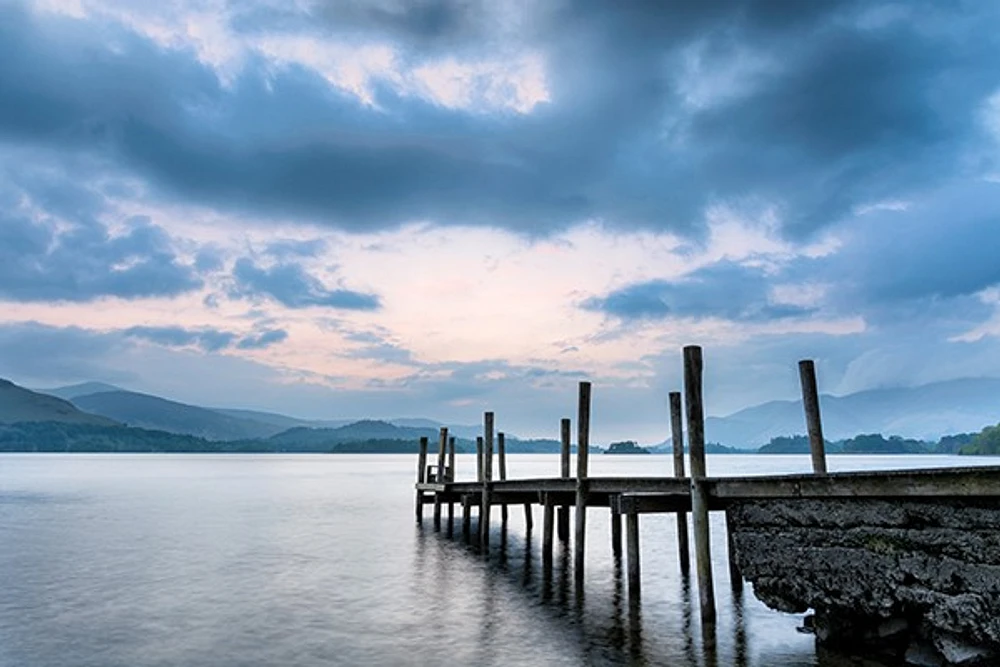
[558,418,571,542]
[416,436,428,523]
[574,382,592,584]
[669,391,691,575]
[498,431,508,525]
[685,345,716,626]
[799,359,828,475]
[434,427,448,530]
[480,412,494,549]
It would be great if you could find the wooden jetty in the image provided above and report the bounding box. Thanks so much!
[413,345,1000,646]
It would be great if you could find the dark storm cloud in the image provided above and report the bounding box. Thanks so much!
[229,258,380,310]
[1,1,996,239]
[583,261,813,322]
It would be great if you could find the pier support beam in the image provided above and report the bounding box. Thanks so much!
[799,359,828,476]
[498,432,509,525]
[726,509,743,592]
[611,505,623,558]
[542,493,555,566]
[480,412,494,549]
[416,436,428,524]
[626,510,640,602]
[574,381,592,584]
[670,391,691,575]
[462,494,472,542]
[558,418,571,542]
[685,345,716,626]
[433,427,448,530]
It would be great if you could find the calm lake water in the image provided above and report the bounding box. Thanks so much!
[2,453,999,667]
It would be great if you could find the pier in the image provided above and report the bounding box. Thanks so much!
[413,346,1000,665]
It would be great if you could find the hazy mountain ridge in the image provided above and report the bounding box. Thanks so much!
[704,378,1000,447]
[0,379,118,426]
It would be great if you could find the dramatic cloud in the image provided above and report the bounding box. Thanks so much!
[229,258,380,310]
[236,329,289,350]
[123,326,237,352]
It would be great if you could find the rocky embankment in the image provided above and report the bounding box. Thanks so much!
[729,498,1000,666]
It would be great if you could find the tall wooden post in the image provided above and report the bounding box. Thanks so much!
[799,360,828,475]
[476,436,484,482]
[416,436,428,523]
[433,427,448,530]
[574,382,592,583]
[670,391,691,575]
[481,412,494,549]
[685,345,716,626]
[498,431,508,525]
[558,417,571,542]
[447,436,456,535]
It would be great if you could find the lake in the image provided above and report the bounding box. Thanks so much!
[2,453,998,667]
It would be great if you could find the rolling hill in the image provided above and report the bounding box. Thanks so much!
[69,391,288,441]
[0,379,118,426]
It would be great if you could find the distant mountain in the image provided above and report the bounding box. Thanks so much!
[70,391,288,441]
[211,408,313,430]
[705,378,1000,447]
[43,381,123,401]
[0,379,117,426]
[268,420,453,450]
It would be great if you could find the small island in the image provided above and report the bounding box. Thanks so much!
[604,440,650,454]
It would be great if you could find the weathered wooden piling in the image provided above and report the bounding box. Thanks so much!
[558,417,571,542]
[481,412,494,548]
[685,345,716,626]
[416,436,428,523]
[498,431,508,525]
[626,509,640,601]
[447,436,456,534]
[669,391,691,575]
[799,359,828,475]
[725,509,743,592]
[462,494,472,541]
[611,506,623,557]
[542,493,555,565]
[575,382,592,583]
[476,436,484,482]
[433,427,448,530]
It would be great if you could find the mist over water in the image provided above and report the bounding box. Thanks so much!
[2,454,997,667]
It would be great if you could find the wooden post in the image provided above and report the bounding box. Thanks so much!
[626,510,640,601]
[558,417,571,542]
[685,345,716,626]
[476,436,484,482]
[448,436,456,482]
[433,427,448,530]
[574,382,592,583]
[611,505,623,557]
[524,503,533,531]
[462,494,472,541]
[726,509,744,593]
[670,391,691,575]
[416,436,428,523]
[498,431,508,525]
[447,436,456,535]
[799,359,828,475]
[542,493,555,566]
[481,412,494,549]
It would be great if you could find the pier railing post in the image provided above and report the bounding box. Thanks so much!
[685,345,716,626]
[670,391,691,575]
[416,436,428,523]
[434,427,448,530]
[476,436,484,482]
[498,431,508,525]
[481,412,494,549]
[558,417,571,542]
[575,381,592,585]
[799,359,828,475]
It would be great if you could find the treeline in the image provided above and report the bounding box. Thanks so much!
[757,431,984,455]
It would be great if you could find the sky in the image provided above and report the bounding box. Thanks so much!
[1,0,999,443]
